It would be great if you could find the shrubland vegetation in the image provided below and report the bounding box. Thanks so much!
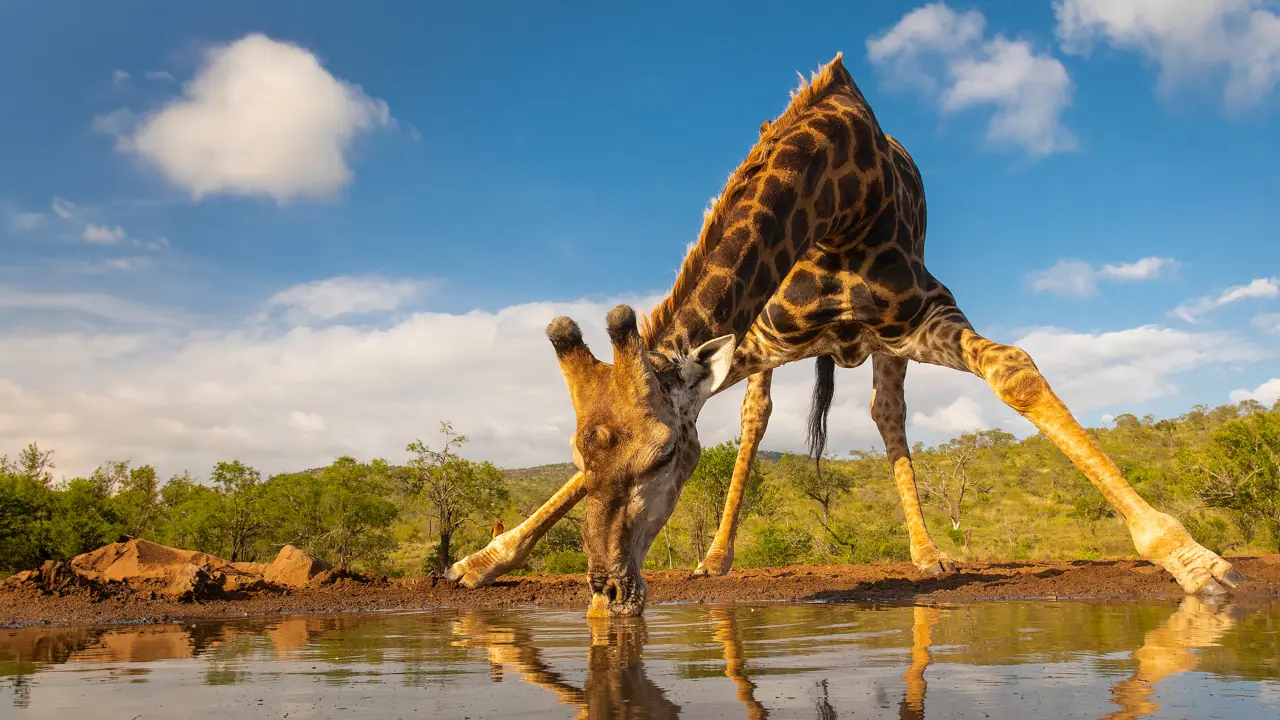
[2,400,1277,579]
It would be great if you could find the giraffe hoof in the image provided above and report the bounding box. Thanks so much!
[919,561,957,577]
[915,551,958,577]
[1223,567,1247,587]
[1196,580,1228,597]
[692,551,733,578]
[446,548,506,588]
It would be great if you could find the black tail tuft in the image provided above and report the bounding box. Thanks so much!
[807,356,836,475]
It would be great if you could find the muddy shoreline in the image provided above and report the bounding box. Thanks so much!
[4,555,1278,629]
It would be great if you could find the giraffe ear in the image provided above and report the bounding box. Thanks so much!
[681,334,736,400]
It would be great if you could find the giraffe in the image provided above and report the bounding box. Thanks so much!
[451,52,1245,617]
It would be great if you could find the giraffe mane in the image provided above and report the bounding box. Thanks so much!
[640,52,853,349]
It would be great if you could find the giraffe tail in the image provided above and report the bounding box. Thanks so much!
[806,355,836,476]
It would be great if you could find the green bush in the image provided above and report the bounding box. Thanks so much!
[542,550,589,575]
[738,524,813,567]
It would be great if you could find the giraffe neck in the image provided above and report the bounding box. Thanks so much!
[650,78,887,360]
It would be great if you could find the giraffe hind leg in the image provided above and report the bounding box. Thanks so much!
[871,353,956,576]
[904,311,1244,595]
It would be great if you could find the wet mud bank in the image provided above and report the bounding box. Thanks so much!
[4,555,1278,629]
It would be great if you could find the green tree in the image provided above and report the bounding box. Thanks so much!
[211,460,268,561]
[112,464,162,539]
[89,460,130,498]
[915,429,1013,531]
[679,439,766,560]
[405,423,509,575]
[775,451,856,526]
[1184,409,1280,548]
[10,443,56,487]
[158,471,223,554]
[48,478,122,558]
[0,468,54,572]
[269,457,400,570]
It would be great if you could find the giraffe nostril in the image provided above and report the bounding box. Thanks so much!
[605,579,622,603]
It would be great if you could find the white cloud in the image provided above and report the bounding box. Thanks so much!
[288,411,325,433]
[1054,0,1280,109]
[51,197,76,219]
[262,275,430,323]
[98,33,392,202]
[1027,256,1175,298]
[1253,313,1280,333]
[1098,256,1174,281]
[1171,277,1280,323]
[0,281,1269,480]
[911,396,986,434]
[1229,377,1280,406]
[145,70,175,82]
[134,236,170,251]
[8,211,43,232]
[112,69,130,84]
[83,224,126,244]
[0,285,176,326]
[100,258,148,272]
[867,2,1075,155]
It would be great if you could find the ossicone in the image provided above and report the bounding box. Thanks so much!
[605,304,640,349]
[547,316,586,357]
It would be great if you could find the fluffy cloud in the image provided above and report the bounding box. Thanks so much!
[1027,256,1175,297]
[82,224,126,244]
[1171,277,1280,323]
[1229,377,1280,407]
[0,286,177,327]
[911,396,987,434]
[51,197,75,219]
[98,34,392,202]
[1054,0,1280,108]
[1253,313,1280,333]
[1010,324,1268,407]
[112,69,130,84]
[867,2,1074,155]
[261,275,430,323]
[4,209,43,232]
[0,280,1268,482]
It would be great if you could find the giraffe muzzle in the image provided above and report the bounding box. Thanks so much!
[586,573,647,618]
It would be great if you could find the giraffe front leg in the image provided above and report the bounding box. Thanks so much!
[871,354,956,576]
[957,328,1245,595]
[693,370,773,578]
[446,472,587,587]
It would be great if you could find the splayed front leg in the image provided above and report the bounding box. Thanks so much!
[692,370,773,578]
[1127,510,1245,595]
[955,328,1244,595]
[446,472,587,587]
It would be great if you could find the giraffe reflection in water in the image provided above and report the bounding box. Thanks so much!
[1102,596,1241,720]
[449,604,948,719]
[451,611,678,719]
[2,601,1273,717]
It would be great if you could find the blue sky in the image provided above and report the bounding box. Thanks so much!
[1,1,1277,479]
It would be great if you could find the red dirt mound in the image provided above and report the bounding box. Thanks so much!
[0,539,345,602]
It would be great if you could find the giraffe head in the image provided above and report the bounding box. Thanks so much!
[547,304,735,617]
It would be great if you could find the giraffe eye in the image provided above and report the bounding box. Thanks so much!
[650,443,677,472]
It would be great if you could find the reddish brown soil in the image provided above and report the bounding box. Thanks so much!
[3,555,1278,629]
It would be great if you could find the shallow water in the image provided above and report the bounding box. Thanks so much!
[2,597,1279,719]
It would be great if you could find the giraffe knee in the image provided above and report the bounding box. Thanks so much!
[986,345,1049,414]
[870,392,903,431]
